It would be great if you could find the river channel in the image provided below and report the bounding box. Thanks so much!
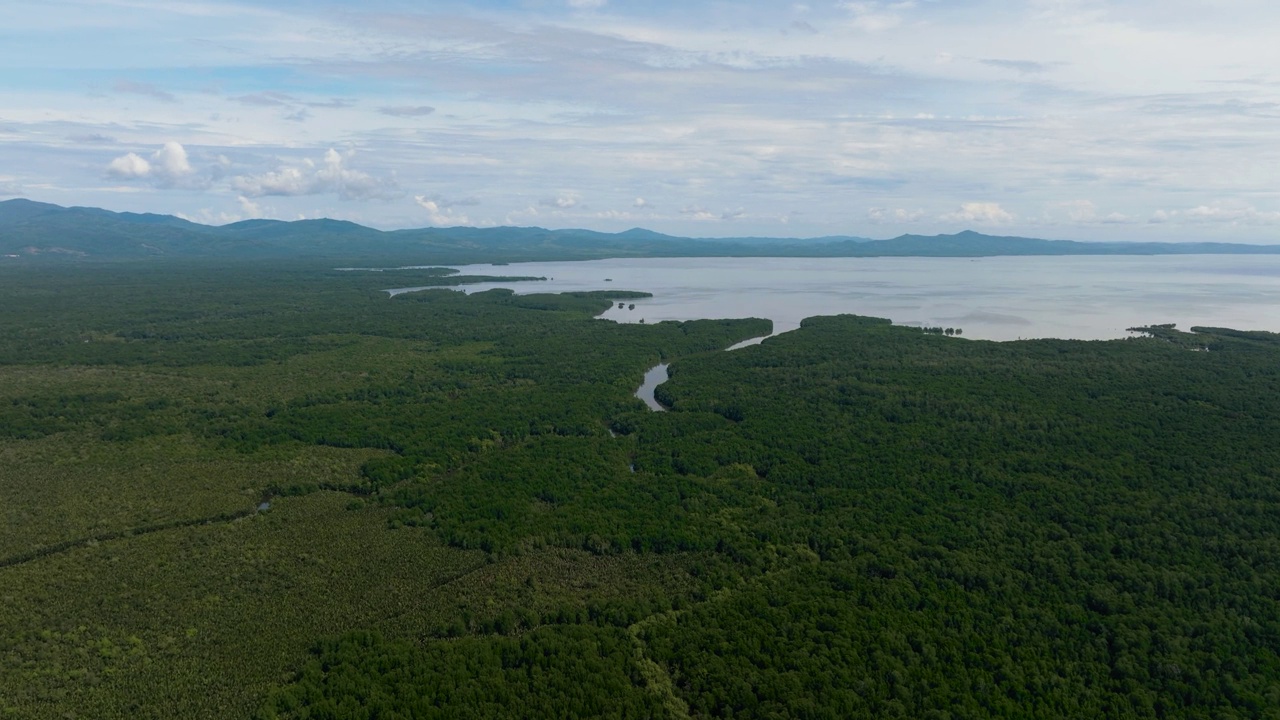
[634,363,670,411]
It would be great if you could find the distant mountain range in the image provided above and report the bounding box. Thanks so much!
[3,198,1279,264]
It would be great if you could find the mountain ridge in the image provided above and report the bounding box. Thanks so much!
[2,198,1278,263]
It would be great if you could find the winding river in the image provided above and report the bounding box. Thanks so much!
[633,335,769,411]
[634,363,670,412]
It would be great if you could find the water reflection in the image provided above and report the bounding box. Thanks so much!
[386,255,1280,341]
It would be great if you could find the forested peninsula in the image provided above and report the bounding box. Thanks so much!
[2,261,1279,719]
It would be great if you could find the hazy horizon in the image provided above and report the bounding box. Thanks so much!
[10,197,1280,247]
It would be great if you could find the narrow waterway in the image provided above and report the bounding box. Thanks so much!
[633,335,773,412]
[634,363,670,412]
[725,335,769,351]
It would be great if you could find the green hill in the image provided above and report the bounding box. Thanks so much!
[2,198,1279,263]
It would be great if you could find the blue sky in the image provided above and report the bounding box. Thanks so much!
[2,0,1279,240]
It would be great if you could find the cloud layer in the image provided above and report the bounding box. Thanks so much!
[3,0,1279,239]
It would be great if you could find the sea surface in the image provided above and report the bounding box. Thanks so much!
[386,255,1280,342]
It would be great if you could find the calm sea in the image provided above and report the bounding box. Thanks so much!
[386,255,1280,342]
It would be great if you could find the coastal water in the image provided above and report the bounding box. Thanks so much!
[387,255,1280,342]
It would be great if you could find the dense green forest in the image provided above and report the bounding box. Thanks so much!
[1,262,1278,719]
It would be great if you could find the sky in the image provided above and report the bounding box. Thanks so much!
[2,0,1279,241]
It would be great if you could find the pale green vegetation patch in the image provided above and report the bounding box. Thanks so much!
[0,432,390,561]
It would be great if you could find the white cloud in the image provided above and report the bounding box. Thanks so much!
[679,205,745,221]
[595,209,636,220]
[541,193,581,209]
[414,195,470,226]
[107,152,152,179]
[237,195,264,219]
[236,166,308,196]
[633,197,649,208]
[680,205,717,221]
[505,204,541,223]
[233,149,397,200]
[1048,200,1135,225]
[105,142,194,185]
[153,141,192,177]
[1147,203,1280,226]
[867,207,926,223]
[568,0,606,8]
[944,202,1015,225]
[1178,201,1280,225]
